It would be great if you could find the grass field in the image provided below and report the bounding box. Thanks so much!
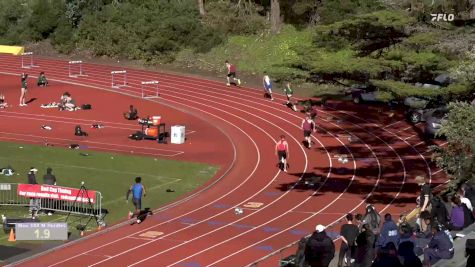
[0,141,218,247]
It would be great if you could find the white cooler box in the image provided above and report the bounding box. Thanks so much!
[171,125,186,144]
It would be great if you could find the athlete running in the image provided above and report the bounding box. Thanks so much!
[284,82,297,111]
[225,60,241,87]
[126,176,146,224]
[301,115,316,148]
[284,82,293,104]
[263,72,274,100]
[275,135,289,172]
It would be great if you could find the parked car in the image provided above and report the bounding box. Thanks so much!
[404,96,429,109]
[350,85,379,104]
[406,100,446,124]
[425,109,448,138]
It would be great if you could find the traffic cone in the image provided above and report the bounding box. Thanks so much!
[8,229,15,242]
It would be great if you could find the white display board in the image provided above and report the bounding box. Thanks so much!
[170,125,185,144]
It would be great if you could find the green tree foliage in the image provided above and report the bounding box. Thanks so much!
[431,102,475,191]
[449,49,475,85]
[77,0,223,61]
[0,0,30,44]
[26,0,66,41]
[314,10,415,55]
[203,0,267,35]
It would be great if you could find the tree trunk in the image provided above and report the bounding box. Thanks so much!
[270,0,281,34]
[471,0,475,18]
[198,0,205,16]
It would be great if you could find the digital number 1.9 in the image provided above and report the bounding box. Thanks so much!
[34,229,51,239]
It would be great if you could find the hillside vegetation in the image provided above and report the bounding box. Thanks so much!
[1,0,474,99]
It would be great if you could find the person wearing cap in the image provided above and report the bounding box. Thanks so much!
[304,224,335,267]
[27,167,40,218]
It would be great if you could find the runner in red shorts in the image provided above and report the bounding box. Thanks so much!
[275,135,289,172]
[301,115,316,148]
[225,60,241,87]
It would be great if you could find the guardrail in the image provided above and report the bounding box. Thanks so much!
[0,183,105,225]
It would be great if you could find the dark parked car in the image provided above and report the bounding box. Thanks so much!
[406,100,446,124]
[350,85,379,104]
[425,109,448,138]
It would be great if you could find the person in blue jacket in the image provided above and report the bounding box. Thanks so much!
[377,213,400,249]
[423,223,454,266]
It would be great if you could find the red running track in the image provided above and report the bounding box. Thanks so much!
[0,54,448,267]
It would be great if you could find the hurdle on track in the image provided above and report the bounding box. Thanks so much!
[141,80,160,99]
[21,52,38,69]
[68,60,86,77]
[111,70,127,88]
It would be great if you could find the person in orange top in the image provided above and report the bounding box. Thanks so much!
[275,135,289,172]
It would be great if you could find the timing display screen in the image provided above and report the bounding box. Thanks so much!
[15,222,68,241]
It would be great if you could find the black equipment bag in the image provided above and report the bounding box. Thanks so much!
[467,239,475,252]
[75,125,88,136]
[81,104,92,110]
[129,131,144,140]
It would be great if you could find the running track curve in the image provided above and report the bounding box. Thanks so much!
[0,54,448,267]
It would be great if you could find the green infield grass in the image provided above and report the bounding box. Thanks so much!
[0,141,218,249]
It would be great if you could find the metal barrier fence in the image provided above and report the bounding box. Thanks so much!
[0,183,104,225]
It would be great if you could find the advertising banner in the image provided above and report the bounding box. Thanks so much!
[17,184,96,203]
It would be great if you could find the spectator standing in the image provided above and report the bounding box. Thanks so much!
[355,223,376,267]
[126,177,146,224]
[42,167,57,216]
[43,167,56,185]
[304,224,335,267]
[377,213,400,249]
[355,213,364,229]
[416,175,432,212]
[338,213,359,267]
[27,167,40,218]
[363,204,381,236]
[19,73,28,106]
[423,224,454,266]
